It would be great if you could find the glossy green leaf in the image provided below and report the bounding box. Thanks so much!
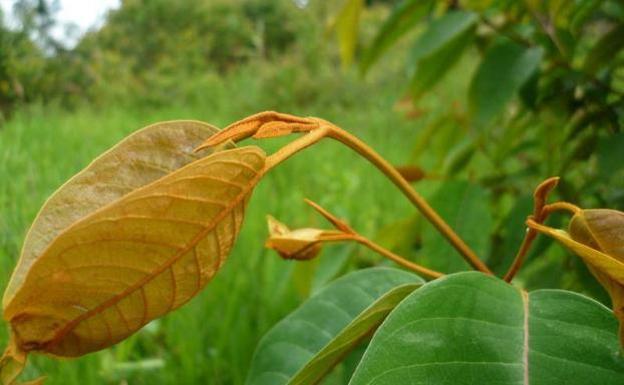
[360,0,433,73]
[469,41,543,127]
[407,11,477,96]
[334,0,364,68]
[350,272,624,384]
[419,181,492,273]
[245,268,423,385]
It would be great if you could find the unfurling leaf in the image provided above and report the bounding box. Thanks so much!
[1,121,266,378]
[265,216,343,260]
[528,209,624,345]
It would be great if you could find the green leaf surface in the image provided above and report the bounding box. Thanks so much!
[407,10,477,96]
[245,268,424,385]
[349,272,624,384]
[334,0,364,68]
[360,0,433,73]
[469,41,543,127]
[419,181,492,273]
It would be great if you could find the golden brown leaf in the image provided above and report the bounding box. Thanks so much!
[528,209,624,345]
[2,121,266,362]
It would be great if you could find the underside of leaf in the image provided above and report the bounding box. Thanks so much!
[4,120,228,308]
[3,125,265,357]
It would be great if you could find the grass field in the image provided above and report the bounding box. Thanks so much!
[0,65,447,384]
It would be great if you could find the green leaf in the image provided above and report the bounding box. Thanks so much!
[350,272,624,384]
[360,0,433,74]
[245,268,423,385]
[468,41,543,127]
[334,0,364,68]
[419,181,492,273]
[584,23,624,74]
[407,10,477,96]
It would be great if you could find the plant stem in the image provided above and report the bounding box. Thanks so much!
[352,235,444,279]
[264,126,330,170]
[213,112,492,274]
[304,199,444,279]
[324,123,492,274]
[542,201,581,216]
[503,177,559,282]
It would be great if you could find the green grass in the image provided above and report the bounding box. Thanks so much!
[0,66,431,384]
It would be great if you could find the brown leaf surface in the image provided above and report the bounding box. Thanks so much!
[4,121,228,307]
[2,121,266,358]
[529,209,624,345]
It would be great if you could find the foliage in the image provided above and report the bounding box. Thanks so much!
[0,0,310,116]
[0,73,420,384]
[3,111,624,384]
[1,0,624,384]
[329,0,624,303]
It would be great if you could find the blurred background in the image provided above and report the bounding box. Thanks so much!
[0,0,623,383]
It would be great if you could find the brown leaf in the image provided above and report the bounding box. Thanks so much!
[2,121,266,359]
[528,209,624,345]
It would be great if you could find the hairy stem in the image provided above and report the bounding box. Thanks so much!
[352,235,444,279]
[209,112,492,274]
[542,201,581,216]
[305,199,444,280]
[323,123,492,274]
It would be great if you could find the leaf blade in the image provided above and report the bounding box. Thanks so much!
[3,120,227,308]
[245,268,424,385]
[349,272,624,384]
[360,0,432,73]
[468,41,543,128]
[407,10,477,96]
[5,141,266,357]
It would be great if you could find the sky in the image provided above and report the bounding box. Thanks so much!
[0,0,120,46]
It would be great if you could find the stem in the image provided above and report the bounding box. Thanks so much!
[542,201,581,216]
[211,111,491,274]
[304,199,444,279]
[264,126,331,171]
[503,177,559,282]
[324,124,492,274]
[353,235,444,280]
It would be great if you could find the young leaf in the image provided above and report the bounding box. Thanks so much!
[349,272,624,384]
[529,209,624,345]
[245,268,423,385]
[407,11,477,96]
[360,0,433,74]
[2,122,266,361]
[468,41,543,128]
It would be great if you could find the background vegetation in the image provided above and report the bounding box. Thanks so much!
[0,0,623,383]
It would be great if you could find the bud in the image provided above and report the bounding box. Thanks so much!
[265,216,344,260]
